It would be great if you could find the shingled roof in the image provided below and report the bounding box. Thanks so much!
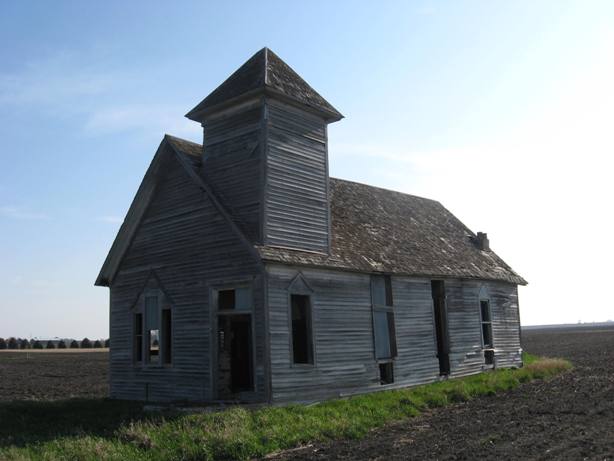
[169,138,526,285]
[258,179,526,285]
[186,48,343,122]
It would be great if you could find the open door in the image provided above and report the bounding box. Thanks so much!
[217,314,253,399]
[431,280,450,375]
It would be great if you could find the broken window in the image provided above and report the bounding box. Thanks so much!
[134,313,143,363]
[379,362,394,385]
[480,300,493,348]
[371,275,397,362]
[218,287,250,311]
[132,292,173,366]
[291,294,314,364]
[145,295,160,364]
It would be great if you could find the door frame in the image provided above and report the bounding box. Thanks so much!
[209,282,257,400]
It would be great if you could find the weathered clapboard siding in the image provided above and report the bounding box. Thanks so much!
[202,104,263,243]
[263,101,330,253]
[445,280,523,377]
[267,265,376,402]
[392,278,441,384]
[109,150,266,403]
[445,279,485,377]
[267,264,523,402]
[487,282,522,367]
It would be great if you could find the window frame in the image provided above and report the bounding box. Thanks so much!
[286,274,316,368]
[133,288,173,368]
[371,275,398,364]
[289,293,315,366]
[479,299,494,350]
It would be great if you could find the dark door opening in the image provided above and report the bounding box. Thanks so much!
[431,280,450,375]
[217,314,253,398]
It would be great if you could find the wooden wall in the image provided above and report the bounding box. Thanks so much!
[263,100,330,253]
[202,103,263,243]
[266,263,522,403]
[109,150,266,403]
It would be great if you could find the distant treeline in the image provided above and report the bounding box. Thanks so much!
[0,337,109,350]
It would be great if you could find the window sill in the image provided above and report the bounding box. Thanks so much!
[290,363,316,369]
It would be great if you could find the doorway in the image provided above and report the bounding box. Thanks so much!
[431,280,450,375]
[217,314,253,398]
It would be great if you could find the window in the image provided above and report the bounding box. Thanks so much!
[134,313,143,363]
[379,362,394,385]
[371,274,393,307]
[162,308,172,364]
[371,275,397,361]
[480,300,493,348]
[217,287,251,311]
[290,294,313,364]
[145,295,160,364]
[134,291,172,366]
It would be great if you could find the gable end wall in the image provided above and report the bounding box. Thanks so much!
[109,156,266,403]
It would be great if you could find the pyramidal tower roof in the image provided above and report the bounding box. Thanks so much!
[186,48,343,122]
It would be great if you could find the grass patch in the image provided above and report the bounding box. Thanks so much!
[0,356,571,461]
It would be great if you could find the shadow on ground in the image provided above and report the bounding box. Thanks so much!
[0,398,168,448]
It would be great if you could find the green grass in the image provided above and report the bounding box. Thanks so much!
[0,354,571,461]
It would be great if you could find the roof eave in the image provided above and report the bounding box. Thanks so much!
[185,86,343,123]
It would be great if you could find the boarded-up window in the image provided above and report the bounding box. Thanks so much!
[371,275,397,361]
[371,275,393,306]
[291,294,313,364]
[480,300,493,348]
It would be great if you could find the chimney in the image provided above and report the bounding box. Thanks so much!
[475,232,490,251]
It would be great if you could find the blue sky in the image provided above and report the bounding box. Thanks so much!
[1,1,613,339]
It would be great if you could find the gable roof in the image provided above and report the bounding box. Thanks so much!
[94,135,261,287]
[185,48,343,122]
[258,179,527,285]
[97,135,525,287]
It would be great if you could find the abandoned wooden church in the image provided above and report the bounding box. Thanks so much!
[96,48,527,403]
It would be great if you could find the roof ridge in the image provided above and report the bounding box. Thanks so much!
[330,177,441,204]
[263,47,269,86]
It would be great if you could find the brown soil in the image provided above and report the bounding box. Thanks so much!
[0,351,108,401]
[269,326,614,461]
